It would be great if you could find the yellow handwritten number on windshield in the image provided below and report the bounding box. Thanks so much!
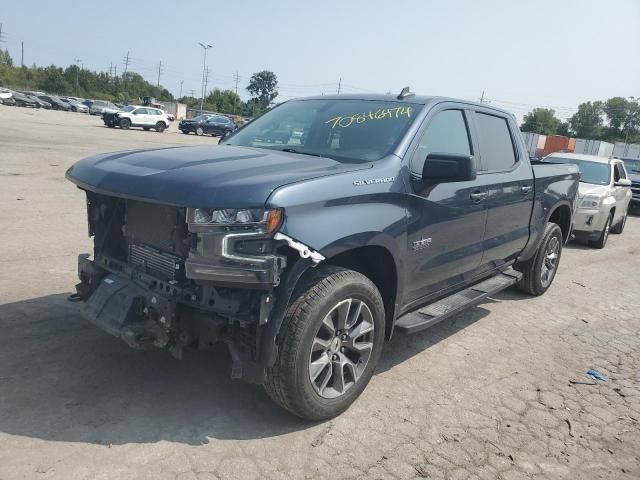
[325,106,412,129]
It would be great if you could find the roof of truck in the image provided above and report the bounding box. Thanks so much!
[545,152,612,164]
[292,93,515,117]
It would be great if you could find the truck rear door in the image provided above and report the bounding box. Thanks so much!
[471,111,534,267]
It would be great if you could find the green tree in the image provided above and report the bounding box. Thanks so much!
[521,108,562,135]
[0,49,13,67]
[602,97,640,142]
[247,70,278,109]
[557,122,572,137]
[569,101,603,139]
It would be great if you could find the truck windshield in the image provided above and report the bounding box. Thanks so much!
[546,157,610,185]
[623,159,640,174]
[225,99,422,163]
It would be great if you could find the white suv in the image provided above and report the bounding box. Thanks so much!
[110,105,170,132]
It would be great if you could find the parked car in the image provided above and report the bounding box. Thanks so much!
[66,92,579,420]
[544,153,632,247]
[60,97,89,113]
[82,99,94,109]
[38,95,71,111]
[89,100,118,115]
[23,94,51,109]
[1,96,16,106]
[619,157,640,210]
[10,91,38,107]
[179,114,236,136]
[178,114,214,134]
[102,105,170,132]
[0,87,13,100]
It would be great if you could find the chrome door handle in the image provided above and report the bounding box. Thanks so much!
[470,191,487,202]
[521,185,533,194]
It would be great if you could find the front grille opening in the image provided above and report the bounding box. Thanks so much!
[128,243,182,281]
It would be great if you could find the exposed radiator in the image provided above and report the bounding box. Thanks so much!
[128,243,181,281]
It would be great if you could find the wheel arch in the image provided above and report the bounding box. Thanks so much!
[547,203,572,243]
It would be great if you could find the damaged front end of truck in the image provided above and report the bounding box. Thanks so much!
[69,191,323,383]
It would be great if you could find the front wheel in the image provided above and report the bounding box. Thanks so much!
[264,266,385,420]
[515,222,563,296]
[119,118,131,129]
[591,213,612,249]
[195,126,204,136]
[155,122,166,133]
[610,211,627,234]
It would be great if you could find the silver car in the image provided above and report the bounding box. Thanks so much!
[544,152,632,248]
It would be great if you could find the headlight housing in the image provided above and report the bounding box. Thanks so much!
[187,208,283,234]
[578,195,601,209]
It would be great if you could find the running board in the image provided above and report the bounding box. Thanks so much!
[395,269,522,334]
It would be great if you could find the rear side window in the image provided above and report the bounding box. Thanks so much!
[411,109,471,174]
[475,113,517,171]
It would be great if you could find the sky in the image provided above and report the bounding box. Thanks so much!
[1,0,639,120]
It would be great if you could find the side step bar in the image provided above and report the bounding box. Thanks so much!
[395,268,522,334]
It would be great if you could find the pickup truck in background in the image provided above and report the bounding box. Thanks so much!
[66,90,579,420]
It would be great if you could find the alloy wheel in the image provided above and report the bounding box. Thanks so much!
[540,236,559,288]
[308,299,375,399]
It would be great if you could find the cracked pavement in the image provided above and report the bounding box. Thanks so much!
[1,108,639,479]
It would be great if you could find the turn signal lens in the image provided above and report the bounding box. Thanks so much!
[265,209,283,234]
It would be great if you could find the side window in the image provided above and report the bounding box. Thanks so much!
[613,163,622,182]
[615,163,626,180]
[411,109,471,174]
[135,108,147,115]
[475,113,517,171]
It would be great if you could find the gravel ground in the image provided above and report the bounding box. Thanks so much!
[0,107,639,480]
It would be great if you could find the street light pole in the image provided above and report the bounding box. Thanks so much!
[74,58,82,97]
[198,42,212,114]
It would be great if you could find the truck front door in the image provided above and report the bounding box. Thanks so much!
[405,107,489,303]
[471,111,534,268]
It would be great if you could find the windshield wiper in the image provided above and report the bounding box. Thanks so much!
[279,148,324,158]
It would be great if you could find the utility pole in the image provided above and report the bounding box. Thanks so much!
[20,41,24,67]
[122,51,130,92]
[233,71,240,114]
[203,66,210,99]
[189,89,196,98]
[0,24,6,48]
[179,80,183,99]
[198,42,212,113]
[109,62,112,76]
[74,58,82,96]
[156,60,163,88]
[337,77,342,94]
[480,90,485,103]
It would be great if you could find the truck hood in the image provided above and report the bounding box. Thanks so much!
[66,145,370,208]
[578,183,609,198]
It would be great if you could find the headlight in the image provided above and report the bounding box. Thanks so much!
[578,195,601,209]
[187,208,283,234]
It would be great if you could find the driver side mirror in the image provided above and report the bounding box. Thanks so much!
[422,153,476,183]
[615,178,632,187]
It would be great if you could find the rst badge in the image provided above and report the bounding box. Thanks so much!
[412,237,432,251]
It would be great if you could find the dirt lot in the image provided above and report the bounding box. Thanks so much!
[0,106,639,480]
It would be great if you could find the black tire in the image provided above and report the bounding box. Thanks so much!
[72,107,77,112]
[181,130,189,135]
[264,266,385,420]
[591,213,612,249]
[119,118,131,129]
[195,126,204,136]
[155,122,166,133]
[515,222,563,296]
[610,212,627,234]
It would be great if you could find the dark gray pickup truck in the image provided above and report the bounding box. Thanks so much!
[66,90,579,420]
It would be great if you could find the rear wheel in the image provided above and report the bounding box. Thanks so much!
[515,222,563,296]
[155,122,166,133]
[119,118,131,129]
[195,126,204,136]
[264,266,385,420]
[591,213,612,249]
